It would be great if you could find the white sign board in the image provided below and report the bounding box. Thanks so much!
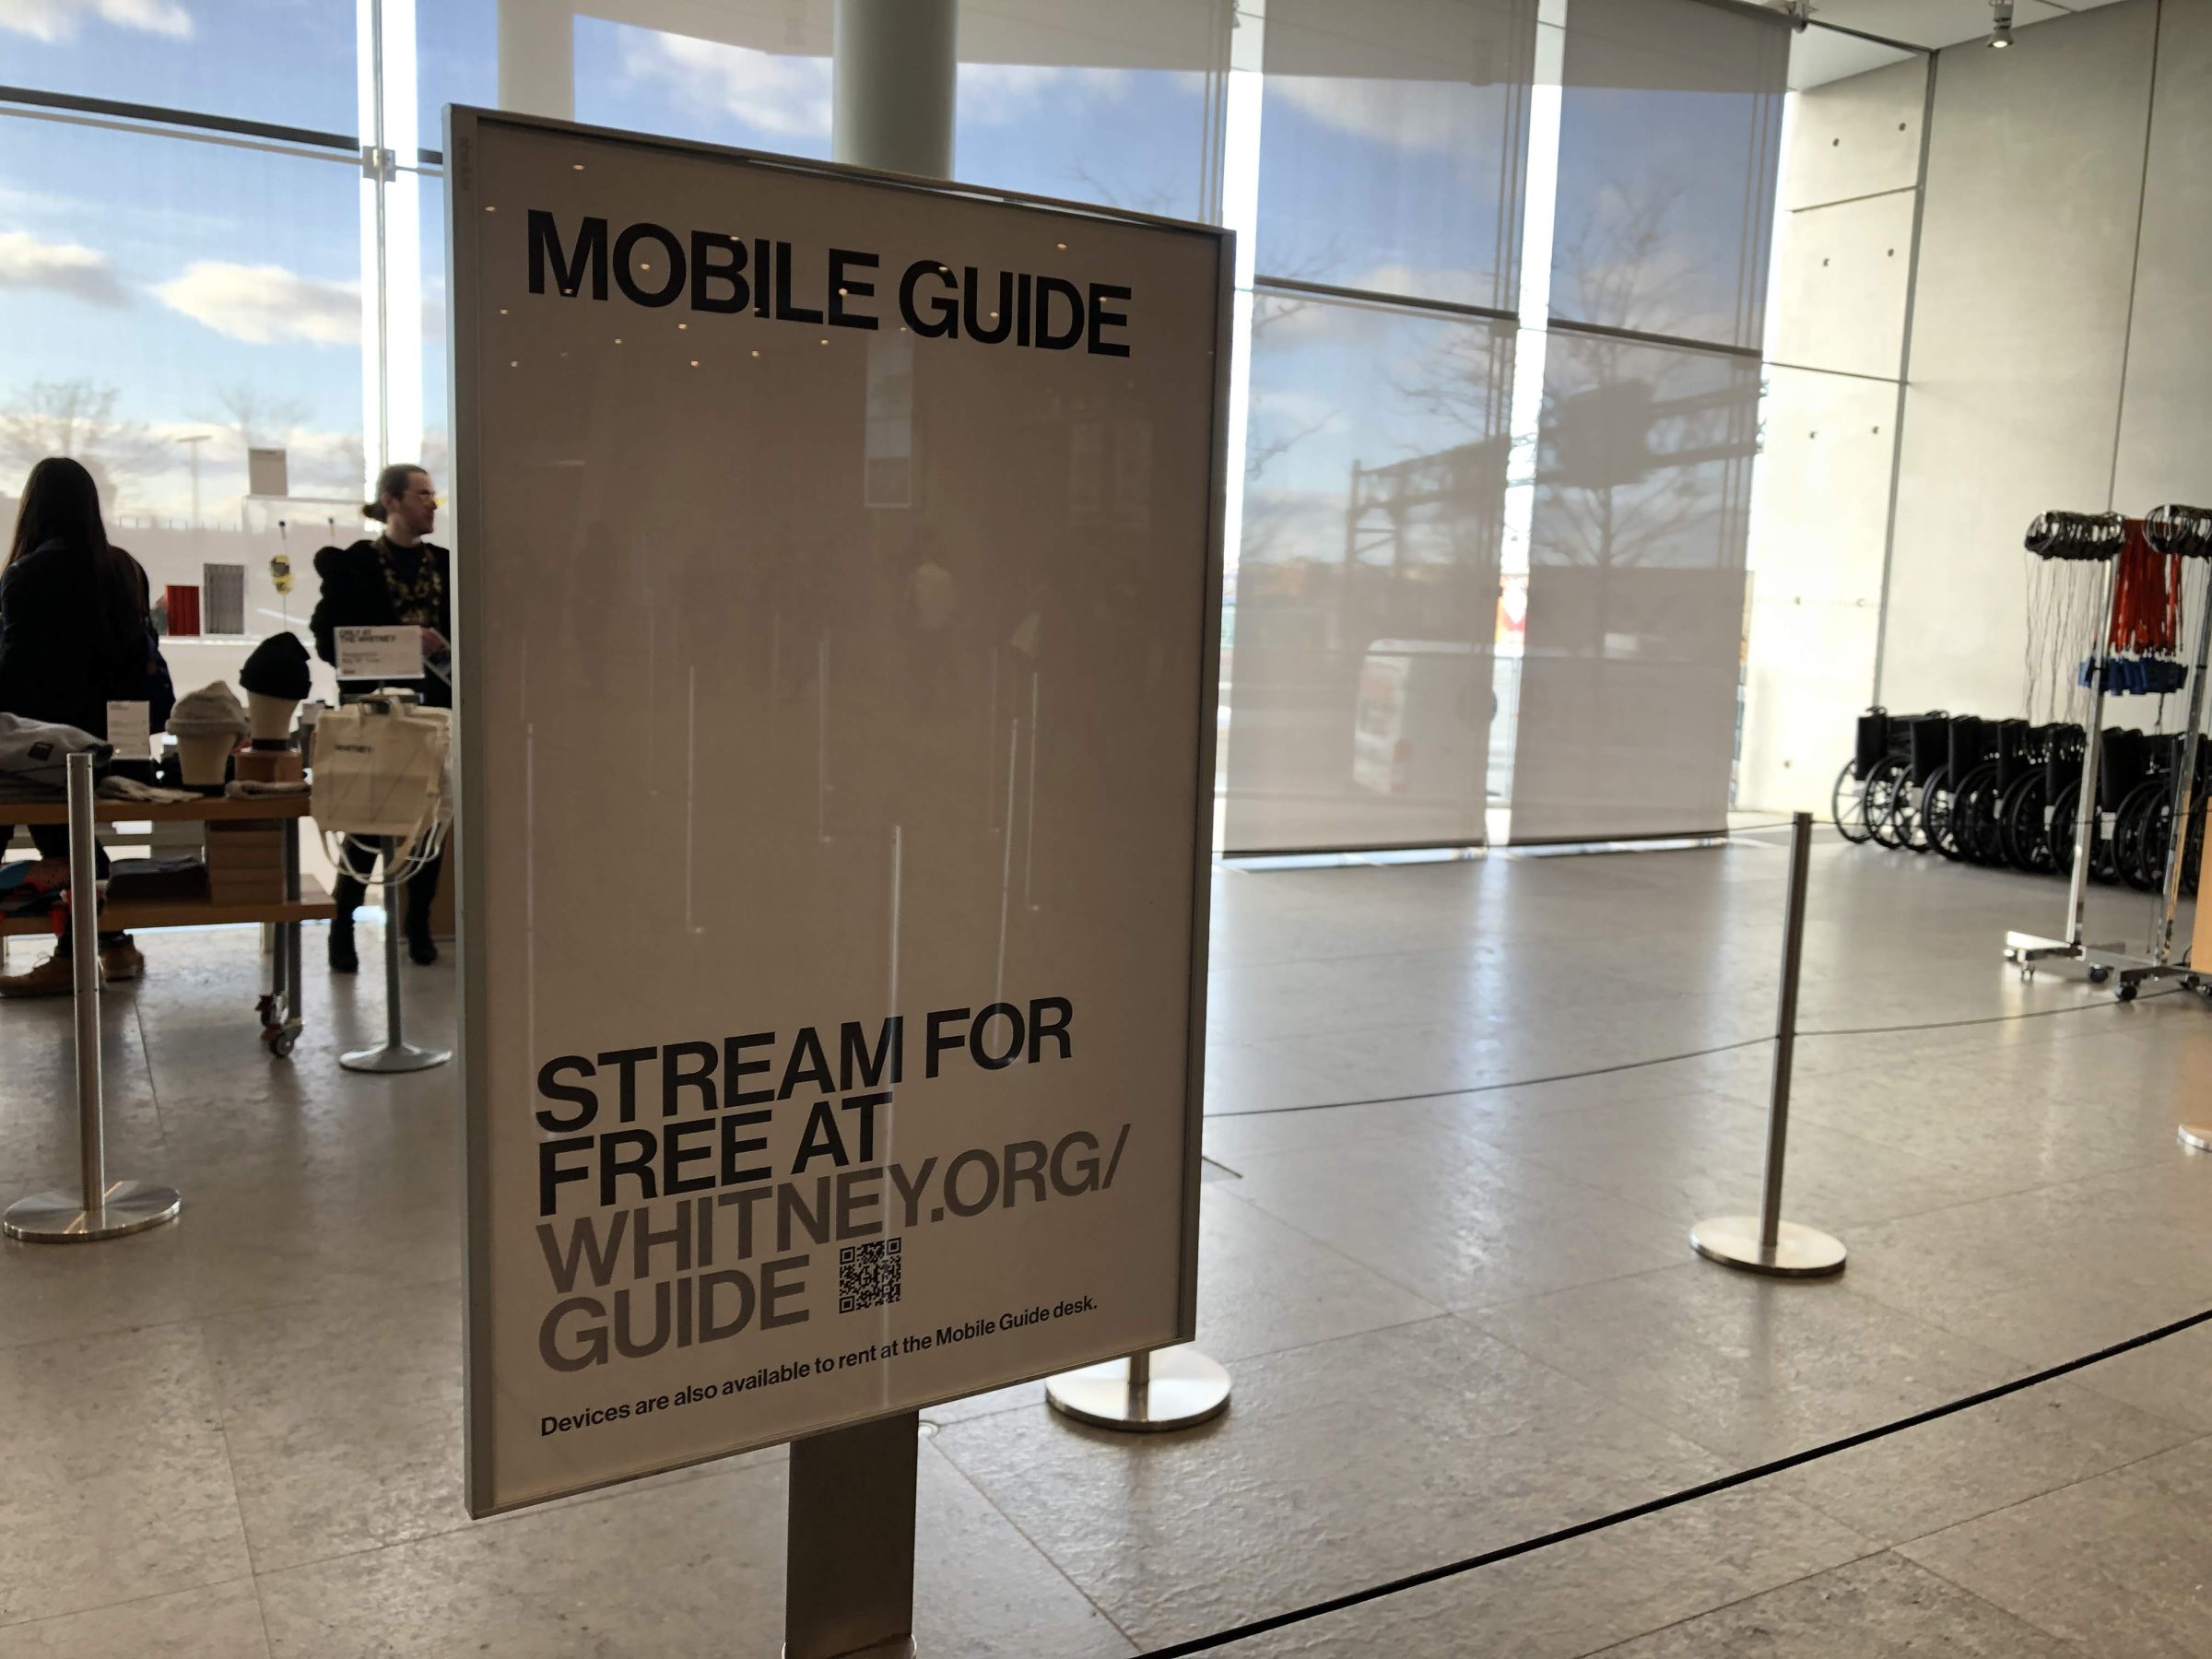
[104,700,151,760]
[334,624,423,681]
[450,111,1229,1515]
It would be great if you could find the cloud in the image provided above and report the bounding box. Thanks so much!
[0,0,192,42]
[618,31,832,139]
[958,63,1130,126]
[0,230,128,306]
[154,261,359,345]
[1269,74,1471,153]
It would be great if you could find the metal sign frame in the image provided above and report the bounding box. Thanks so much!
[447,106,1230,1515]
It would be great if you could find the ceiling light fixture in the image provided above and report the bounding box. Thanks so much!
[1989,0,2015,48]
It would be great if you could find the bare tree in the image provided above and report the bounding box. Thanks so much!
[0,378,167,511]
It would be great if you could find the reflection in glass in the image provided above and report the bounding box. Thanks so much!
[1550,0,1787,350]
[1509,333,1759,841]
[1258,0,1536,309]
[1224,292,1513,853]
[957,64,1218,220]
[0,118,362,700]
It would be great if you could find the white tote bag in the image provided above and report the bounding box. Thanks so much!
[311,700,451,841]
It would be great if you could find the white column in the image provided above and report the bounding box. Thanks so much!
[831,0,958,176]
[499,0,575,120]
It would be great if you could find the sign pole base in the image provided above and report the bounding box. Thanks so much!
[1690,1216,1846,1278]
[4,1180,181,1242]
[2180,1124,2212,1153]
[1045,1345,1231,1432]
[785,1411,918,1659]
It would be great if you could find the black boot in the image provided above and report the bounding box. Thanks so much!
[330,867,364,974]
[405,848,442,966]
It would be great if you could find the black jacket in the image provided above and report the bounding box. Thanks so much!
[311,537,453,708]
[0,539,159,740]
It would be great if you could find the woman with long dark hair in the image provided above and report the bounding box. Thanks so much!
[0,456,164,996]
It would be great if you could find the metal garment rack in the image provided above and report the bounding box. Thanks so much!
[2006,506,2212,1001]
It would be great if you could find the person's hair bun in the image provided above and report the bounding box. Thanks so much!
[361,499,388,522]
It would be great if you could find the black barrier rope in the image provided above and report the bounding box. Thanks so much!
[1132,1303,2212,1658]
[1207,989,2186,1120]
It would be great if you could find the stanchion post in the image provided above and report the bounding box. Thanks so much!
[341,838,451,1075]
[1044,1343,1232,1431]
[3,752,181,1242]
[1690,811,1846,1277]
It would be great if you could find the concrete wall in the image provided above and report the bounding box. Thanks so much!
[1877,0,2161,717]
[1737,56,1924,811]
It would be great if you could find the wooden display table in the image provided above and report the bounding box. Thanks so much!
[0,795,331,1057]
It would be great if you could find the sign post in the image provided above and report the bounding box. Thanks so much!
[447,107,1230,1629]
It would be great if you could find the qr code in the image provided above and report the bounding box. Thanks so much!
[839,1238,902,1313]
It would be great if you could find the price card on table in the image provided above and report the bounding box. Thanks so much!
[105,700,151,759]
[335,625,424,680]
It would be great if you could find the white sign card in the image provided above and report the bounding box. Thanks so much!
[104,700,151,760]
[334,624,424,680]
[450,112,1230,1514]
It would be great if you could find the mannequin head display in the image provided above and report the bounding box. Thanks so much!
[168,682,250,790]
[239,632,312,747]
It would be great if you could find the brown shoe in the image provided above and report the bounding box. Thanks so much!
[100,943,145,982]
[0,954,79,998]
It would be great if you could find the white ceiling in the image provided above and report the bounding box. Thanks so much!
[1800,0,2128,52]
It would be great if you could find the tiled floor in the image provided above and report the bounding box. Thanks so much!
[1,827,2206,1655]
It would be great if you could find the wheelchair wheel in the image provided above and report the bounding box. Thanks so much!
[1832,759,1875,844]
[2113,782,2169,892]
[1867,756,1911,850]
[1999,771,2050,872]
[1919,765,1953,858]
[1953,763,2004,865]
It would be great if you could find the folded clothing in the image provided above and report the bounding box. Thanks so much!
[99,775,200,804]
[0,858,70,916]
[0,712,111,802]
[107,856,210,905]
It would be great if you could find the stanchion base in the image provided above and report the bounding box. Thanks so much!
[1690,1216,1846,1278]
[1045,1346,1231,1432]
[2180,1124,2212,1153]
[4,1180,181,1242]
[782,1641,915,1659]
[340,1041,452,1074]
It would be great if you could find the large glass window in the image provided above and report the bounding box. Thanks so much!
[1258,0,1535,309]
[1509,334,1759,842]
[1548,0,1788,350]
[0,117,362,698]
[1223,292,1514,853]
[2,0,357,134]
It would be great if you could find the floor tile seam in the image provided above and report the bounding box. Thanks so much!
[0,1572,267,1638]
[242,1456,789,1586]
[1841,1429,2212,1561]
[1566,1546,1898,1659]
[1886,1545,2097,1652]
[920,1442,1144,1655]
[1825,1274,2212,1436]
[1206,1183,1460,1309]
[1776,1098,2170,1177]
[202,1322,269,1592]
[1806,1153,2195,1240]
[1200,1306,1454,1372]
[1455,1272,2157,1477]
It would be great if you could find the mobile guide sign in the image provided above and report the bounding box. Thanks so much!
[449,111,1229,1514]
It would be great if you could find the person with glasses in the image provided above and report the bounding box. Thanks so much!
[311,463,452,973]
